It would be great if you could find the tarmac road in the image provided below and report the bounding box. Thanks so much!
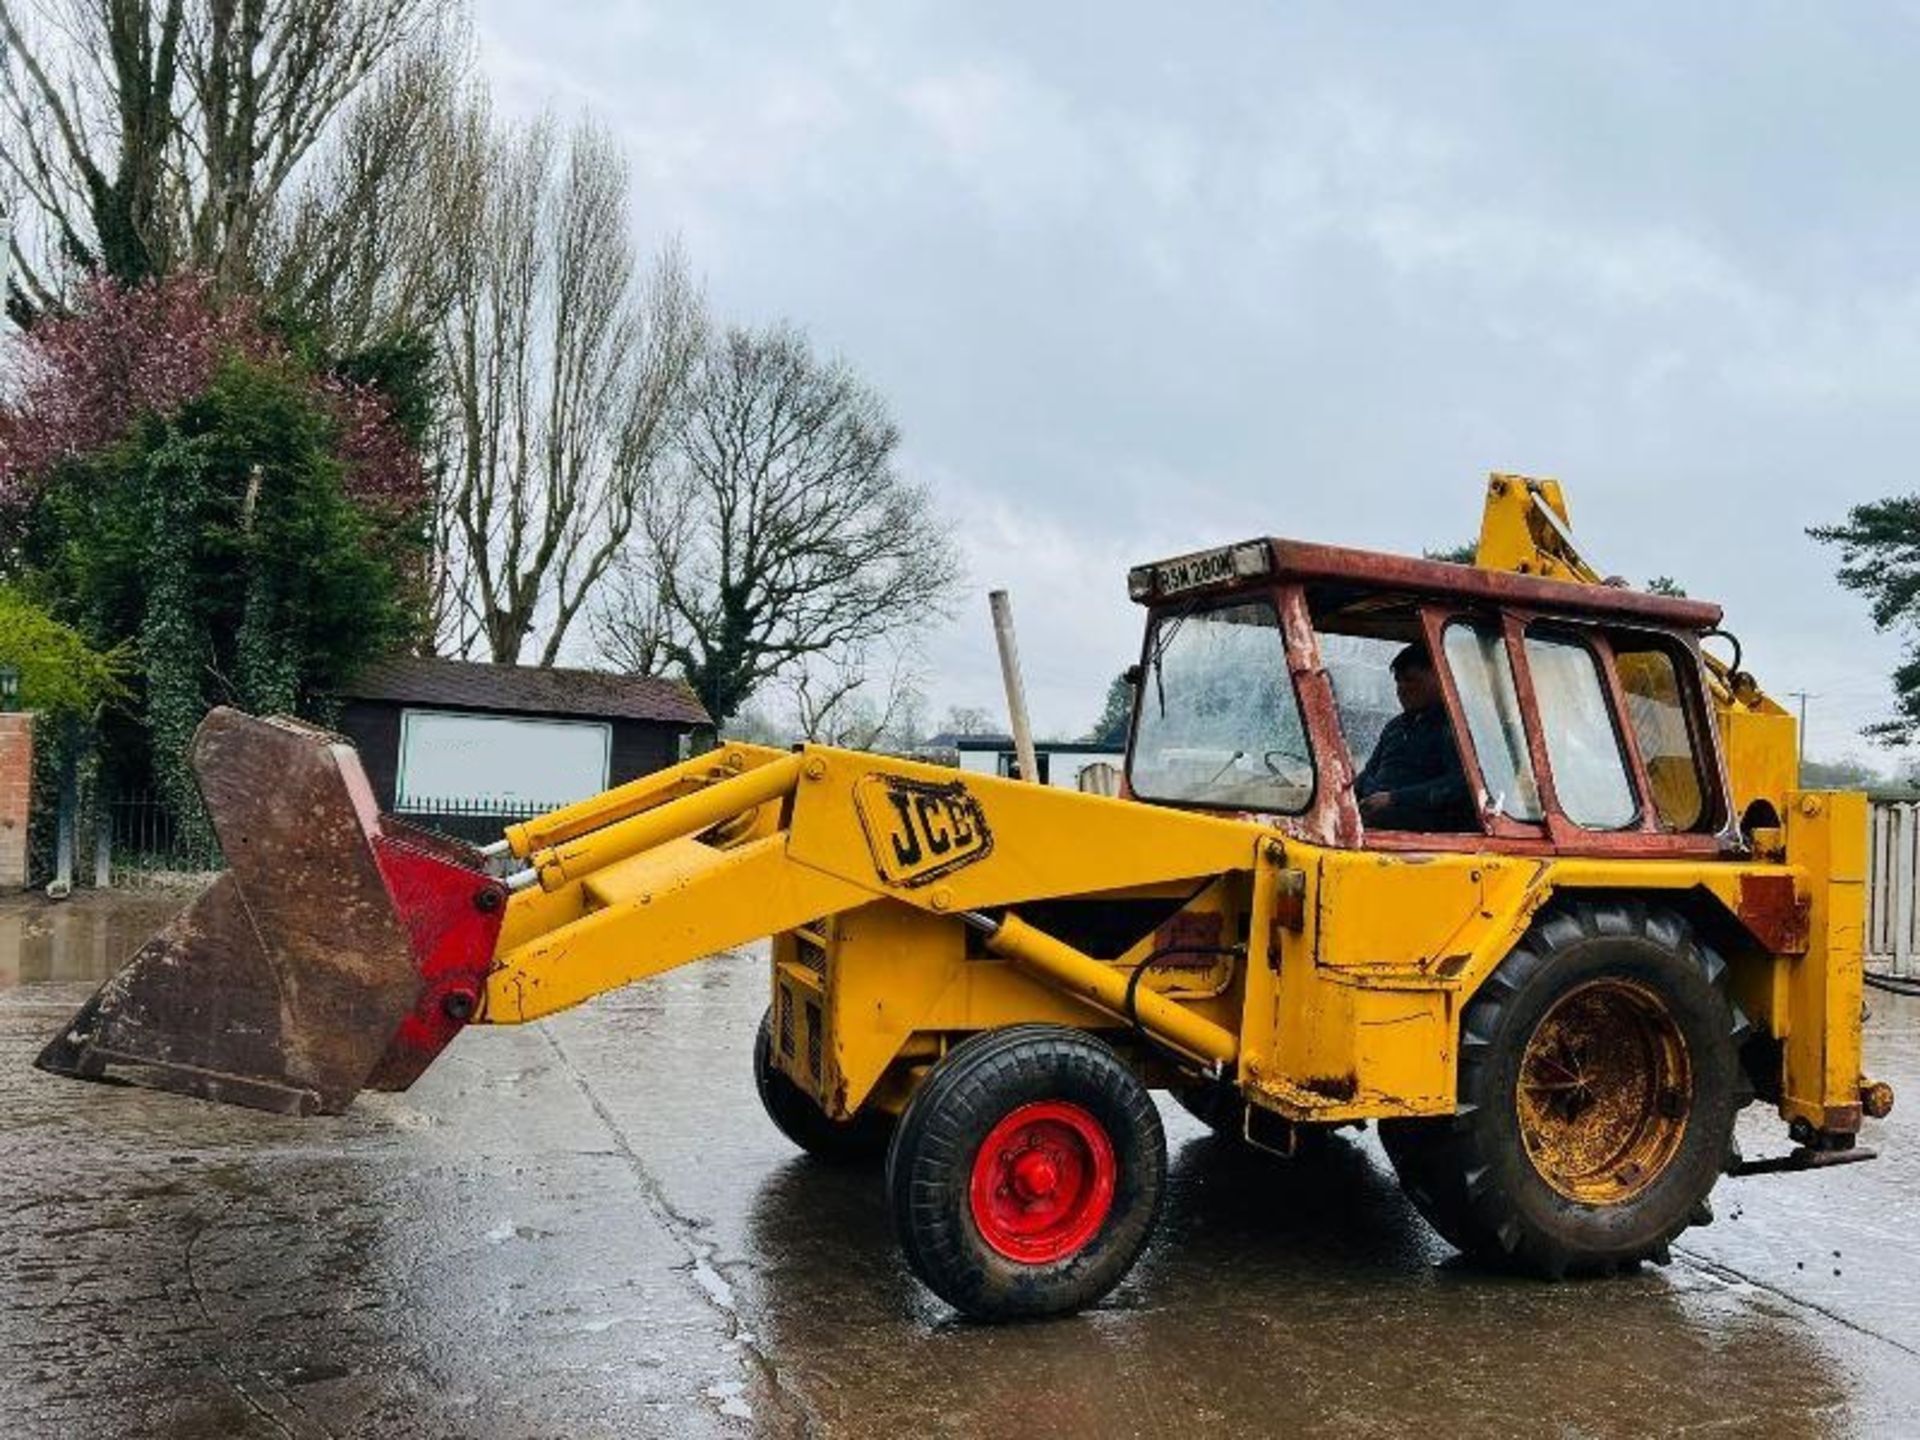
[3,891,1918,1439]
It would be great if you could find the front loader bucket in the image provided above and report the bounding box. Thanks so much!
[35,708,507,1116]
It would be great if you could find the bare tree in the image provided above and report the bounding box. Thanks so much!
[436,111,702,664]
[785,640,925,750]
[720,702,787,747]
[940,705,999,738]
[594,322,962,723]
[888,685,930,752]
[258,31,471,353]
[0,0,452,316]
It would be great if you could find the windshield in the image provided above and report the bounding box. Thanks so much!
[1129,598,1313,812]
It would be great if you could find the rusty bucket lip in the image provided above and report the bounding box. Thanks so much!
[35,707,504,1116]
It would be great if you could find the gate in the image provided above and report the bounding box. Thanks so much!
[1868,800,1920,978]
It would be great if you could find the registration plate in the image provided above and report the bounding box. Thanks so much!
[1156,545,1250,595]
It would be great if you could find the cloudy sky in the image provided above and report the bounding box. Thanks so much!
[476,0,1920,762]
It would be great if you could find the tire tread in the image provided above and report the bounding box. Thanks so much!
[1380,899,1739,1278]
[886,1025,1165,1320]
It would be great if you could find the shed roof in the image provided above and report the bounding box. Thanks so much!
[340,656,711,726]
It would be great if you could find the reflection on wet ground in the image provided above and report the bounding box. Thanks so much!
[0,890,182,987]
[3,893,1918,1437]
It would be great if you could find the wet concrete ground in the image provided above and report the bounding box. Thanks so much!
[4,892,1920,1438]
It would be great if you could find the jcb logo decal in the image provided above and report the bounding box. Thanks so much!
[854,775,993,887]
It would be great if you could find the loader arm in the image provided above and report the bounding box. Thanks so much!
[39,708,1274,1115]
[481,742,1267,1032]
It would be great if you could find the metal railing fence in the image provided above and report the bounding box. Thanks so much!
[100,789,224,890]
[388,795,571,848]
[87,792,568,889]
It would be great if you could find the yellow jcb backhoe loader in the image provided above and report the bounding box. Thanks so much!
[39,476,1893,1320]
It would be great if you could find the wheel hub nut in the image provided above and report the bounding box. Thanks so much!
[1012,1150,1059,1200]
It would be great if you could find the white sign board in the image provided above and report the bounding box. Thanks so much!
[396,710,611,809]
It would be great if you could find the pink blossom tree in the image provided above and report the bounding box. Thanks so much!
[0,272,433,839]
[0,273,425,515]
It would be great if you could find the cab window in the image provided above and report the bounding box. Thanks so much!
[1523,632,1638,830]
[1442,622,1543,822]
[1312,591,1473,833]
[1318,630,1406,773]
[1614,643,1708,831]
[1129,598,1312,812]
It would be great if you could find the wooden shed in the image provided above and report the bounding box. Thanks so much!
[335,656,711,838]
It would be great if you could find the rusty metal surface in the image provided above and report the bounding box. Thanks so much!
[1262,537,1726,630]
[1129,535,1725,626]
[1516,977,1692,1204]
[1738,872,1813,955]
[35,708,428,1115]
[1276,586,1361,849]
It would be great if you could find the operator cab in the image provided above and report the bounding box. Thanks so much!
[1124,536,1737,856]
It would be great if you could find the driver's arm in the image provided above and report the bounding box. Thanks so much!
[1378,732,1471,823]
[1354,721,1394,797]
[1389,763,1469,815]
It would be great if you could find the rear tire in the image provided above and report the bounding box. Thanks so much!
[887,1025,1166,1320]
[753,1009,892,1163]
[1380,900,1741,1277]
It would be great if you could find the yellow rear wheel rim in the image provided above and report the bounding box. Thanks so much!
[1515,978,1692,1205]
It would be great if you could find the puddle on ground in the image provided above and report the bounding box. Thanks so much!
[0,893,190,988]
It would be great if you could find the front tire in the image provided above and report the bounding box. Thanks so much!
[886,1025,1166,1320]
[1380,901,1742,1277]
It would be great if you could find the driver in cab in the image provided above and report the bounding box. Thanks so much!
[1355,644,1472,831]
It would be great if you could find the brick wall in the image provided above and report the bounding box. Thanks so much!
[0,713,32,888]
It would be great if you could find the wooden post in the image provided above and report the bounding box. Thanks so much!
[989,590,1040,786]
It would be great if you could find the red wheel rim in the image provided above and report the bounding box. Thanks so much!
[968,1100,1117,1264]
